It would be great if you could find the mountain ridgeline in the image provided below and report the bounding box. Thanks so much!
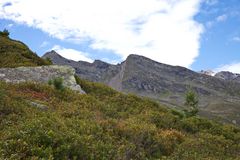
[43,51,240,125]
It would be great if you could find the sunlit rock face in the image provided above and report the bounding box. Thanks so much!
[0,65,85,94]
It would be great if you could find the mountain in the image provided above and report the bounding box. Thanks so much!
[0,34,51,68]
[199,70,215,76]
[43,51,240,125]
[43,50,121,83]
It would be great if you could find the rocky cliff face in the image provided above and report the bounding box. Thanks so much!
[43,51,121,83]
[199,70,215,76]
[43,52,240,125]
[0,65,85,93]
[215,71,240,82]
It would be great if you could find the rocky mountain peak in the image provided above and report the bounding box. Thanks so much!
[93,60,111,69]
[43,50,64,59]
[199,70,215,76]
[214,71,240,81]
[126,54,155,63]
[46,50,58,55]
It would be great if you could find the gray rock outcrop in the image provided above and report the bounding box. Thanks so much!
[214,71,240,82]
[0,65,85,93]
[43,50,121,83]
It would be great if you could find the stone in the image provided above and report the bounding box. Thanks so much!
[0,65,85,94]
[232,120,237,125]
[28,101,48,110]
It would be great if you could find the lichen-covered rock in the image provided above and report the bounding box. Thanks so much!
[0,65,85,93]
[28,101,48,110]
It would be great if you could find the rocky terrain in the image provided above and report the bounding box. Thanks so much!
[199,70,215,76]
[44,51,240,125]
[0,65,85,93]
[43,51,122,83]
[215,71,240,82]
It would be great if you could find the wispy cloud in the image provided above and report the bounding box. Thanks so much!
[52,45,93,63]
[205,14,228,29]
[205,0,218,6]
[7,23,13,28]
[0,0,204,67]
[215,62,240,74]
[233,37,240,42]
[40,41,50,48]
[216,14,227,22]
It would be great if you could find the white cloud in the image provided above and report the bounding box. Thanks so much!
[0,0,204,67]
[216,14,227,22]
[215,62,240,74]
[7,23,13,28]
[205,0,218,6]
[52,45,93,63]
[40,41,50,48]
[233,37,240,42]
[206,21,214,28]
[205,13,228,29]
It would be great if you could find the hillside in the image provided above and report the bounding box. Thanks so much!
[0,33,51,68]
[0,36,239,159]
[0,77,239,159]
[43,51,240,126]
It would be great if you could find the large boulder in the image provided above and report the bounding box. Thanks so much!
[0,65,85,93]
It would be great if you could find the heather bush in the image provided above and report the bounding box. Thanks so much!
[0,79,239,159]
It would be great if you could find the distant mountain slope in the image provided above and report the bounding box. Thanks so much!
[43,50,121,83]
[43,51,240,125]
[0,34,51,68]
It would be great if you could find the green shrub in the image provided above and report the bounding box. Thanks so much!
[45,57,52,64]
[0,79,239,159]
[0,29,10,37]
[171,109,185,119]
[170,133,240,159]
[49,77,65,91]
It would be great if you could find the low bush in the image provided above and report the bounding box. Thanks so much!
[48,77,65,91]
[0,79,239,159]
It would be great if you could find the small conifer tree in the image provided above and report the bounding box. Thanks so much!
[0,29,10,37]
[184,88,199,117]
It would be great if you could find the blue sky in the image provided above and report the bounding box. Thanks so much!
[0,0,240,73]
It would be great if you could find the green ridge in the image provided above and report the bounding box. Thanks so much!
[0,34,51,68]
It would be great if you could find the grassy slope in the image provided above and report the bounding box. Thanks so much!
[0,77,239,160]
[0,35,51,68]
